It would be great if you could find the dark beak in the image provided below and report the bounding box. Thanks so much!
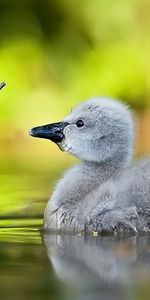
[29,122,68,143]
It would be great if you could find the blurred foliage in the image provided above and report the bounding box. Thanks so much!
[0,1,150,152]
[0,0,150,216]
[0,0,150,113]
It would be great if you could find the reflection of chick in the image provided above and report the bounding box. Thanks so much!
[43,234,150,300]
[30,97,150,232]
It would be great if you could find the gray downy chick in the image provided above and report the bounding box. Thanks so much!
[29,97,150,233]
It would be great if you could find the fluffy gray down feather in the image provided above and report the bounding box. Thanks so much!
[43,97,150,233]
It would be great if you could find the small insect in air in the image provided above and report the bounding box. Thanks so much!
[0,82,6,90]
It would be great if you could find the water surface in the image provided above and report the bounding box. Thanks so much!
[0,227,150,300]
[0,171,150,300]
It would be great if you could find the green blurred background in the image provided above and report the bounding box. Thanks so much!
[0,0,150,219]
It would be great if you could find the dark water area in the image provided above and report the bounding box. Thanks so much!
[0,171,150,300]
[0,227,150,300]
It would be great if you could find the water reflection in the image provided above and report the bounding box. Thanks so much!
[0,228,65,300]
[43,233,150,300]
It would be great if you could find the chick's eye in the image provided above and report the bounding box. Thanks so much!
[76,119,84,127]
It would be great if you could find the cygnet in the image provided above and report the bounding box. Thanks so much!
[29,97,150,233]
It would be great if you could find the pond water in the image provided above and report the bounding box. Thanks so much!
[0,171,150,300]
[0,227,150,300]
